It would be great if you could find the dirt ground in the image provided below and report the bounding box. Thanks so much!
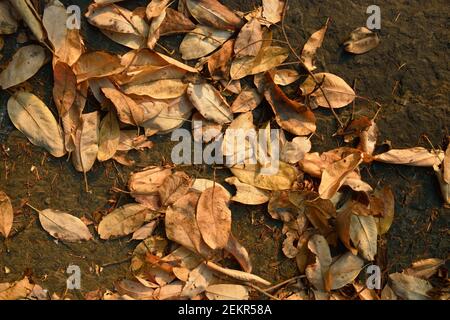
[0,0,448,297]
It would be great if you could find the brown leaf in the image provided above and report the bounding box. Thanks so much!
[181,263,214,298]
[374,187,395,235]
[158,171,192,206]
[301,19,329,71]
[326,252,364,291]
[165,191,213,257]
[300,73,355,109]
[205,261,271,286]
[0,191,13,239]
[146,0,171,19]
[185,0,243,30]
[62,82,87,153]
[280,137,312,164]
[206,284,249,300]
[123,79,188,100]
[389,273,432,300]
[305,234,332,291]
[115,279,154,300]
[234,18,263,57]
[225,234,252,273]
[97,111,120,162]
[0,45,46,89]
[262,0,285,25]
[318,152,363,199]
[10,0,46,43]
[405,258,445,279]
[373,147,444,167]
[159,8,196,36]
[132,221,157,241]
[350,213,378,261]
[225,177,270,205]
[38,208,93,242]
[263,72,316,136]
[73,51,123,83]
[273,69,300,86]
[102,87,145,126]
[129,166,172,205]
[0,276,35,300]
[192,112,222,143]
[207,39,235,81]
[72,112,99,173]
[53,62,77,116]
[0,2,19,35]
[196,186,232,250]
[180,26,232,60]
[230,88,262,113]
[344,27,380,54]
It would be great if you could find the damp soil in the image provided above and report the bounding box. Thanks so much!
[0,0,448,297]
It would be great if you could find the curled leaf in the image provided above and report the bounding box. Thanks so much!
[0,191,13,239]
[344,27,380,54]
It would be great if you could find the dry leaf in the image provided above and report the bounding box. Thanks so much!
[230,162,297,191]
[350,214,378,261]
[225,234,252,273]
[381,284,397,300]
[158,171,192,206]
[326,252,364,290]
[319,152,363,199]
[43,0,84,66]
[159,8,196,36]
[124,79,188,100]
[73,51,123,83]
[300,73,355,109]
[147,8,166,49]
[373,147,444,167]
[207,39,234,81]
[187,83,233,124]
[7,91,65,158]
[10,0,46,42]
[38,208,93,242]
[0,276,35,300]
[185,0,242,30]
[181,263,214,298]
[129,166,172,202]
[72,112,99,173]
[374,187,395,235]
[115,279,154,300]
[225,177,270,205]
[102,87,145,126]
[389,273,432,300]
[180,25,232,60]
[344,27,380,54]
[405,258,444,279]
[196,186,232,250]
[262,0,285,25]
[97,111,120,162]
[0,191,13,238]
[281,137,312,164]
[165,192,213,257]
[192,112,222,143]
[0,2,19,34]
[206,284,249,300]
[301,19,329,71]
[190,179,229,195]
[305,234,332,291]
[131,221,157,241]
[0,45,46,89]
[230,46,289,80]
[146,0,171,19]
[230,88,262,113]
[263,72,316,136]
[52,61,77,116]
[62,82,87,153]
[205,261,271,286]
[273,69,300,86]
[234,18,263,57]
[98,203,151,239]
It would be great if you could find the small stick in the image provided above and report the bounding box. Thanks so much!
[264,275,306,293]
[245,282,280,300]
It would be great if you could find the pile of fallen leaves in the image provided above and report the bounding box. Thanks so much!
[0,0,448,300]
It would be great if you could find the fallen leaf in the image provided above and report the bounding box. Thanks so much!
[165,191,213,257]
[389,273,432,300]
[206,284,249,300]
[344,27,380,54]
[350,213,378,261]
[262,0,285,25]
[373,147,444,167]
[300,73,355,109]
[154,281,183,300]
[196,186,232,250]
[225,234,252,273]
[62,82,87,153]
[230,162,298,191]
[185,0,242,30]
[225,177,270,205]
[38,208,93,242]
[7,91,65,157]
[102,87,145,126]
[326,252,364,290]
[146,0,170,19]
[98,203,151,239]
[381,284,397,300]
[115,279,154,300]
[273,69,300,86]
[405,258,444,279]
[207,39,234,80]
[0,191,13,238]
[374,187,395,235]
[0,276,35,300]
[10,0,46,42]
[159,8,196,36]
[73,51,123,83]
[97,111,120,162]
[72,112,99,173]
[52,61,77,116]
[358,119,378,155]
[147,8,166,49]
[0,45,46,89]
[281,137,312,164]
[180,26,232,60]
[0,2,19,34]
[319,152,363,199]
[305,234,332,291]
[234,18,263,57]
[263,72,316,136]
[158,171,192,206]
[187,83,233,124]
[181,263,214,298]
[230,88,262,113]
[205,261,271,286]
[301,19,329,71]
[123,79,188,100]
[192,112,222,143]
[230,46,289,80]
[132,221,157,241]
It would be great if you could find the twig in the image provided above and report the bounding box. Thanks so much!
[264,275,306,293]
[101,257,131,268]
[245,282,280,300]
